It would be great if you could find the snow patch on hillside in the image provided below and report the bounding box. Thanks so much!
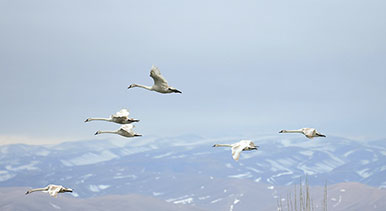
[50,202,61,209]
[344,150,355,157]
[114,174,137,180]
[300,151,314,156]
[198,195,210,200]
[173,197,193,205]
[152,192,164,196]
[36,150,50,156]
[89,184,110,192]
[228,172,252,179]
[61,150,118,166]
[357,168,372,179]
[153,152,173,159]
[119,147,150,156]
[0,171,15,182]
[211,198,223,204]
[226,163,233,168]
[5,161,39,171]
[167,194,195,204]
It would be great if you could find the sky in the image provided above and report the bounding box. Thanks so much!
[1,0,386,145]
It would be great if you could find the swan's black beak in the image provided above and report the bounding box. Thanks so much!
[319,134,326,137]
[84,119,89,122]
[279,130,284,133]
[94,131,99,135]
[134,134,142,137]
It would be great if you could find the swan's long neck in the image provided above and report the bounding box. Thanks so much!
[213,144,233,148]
[29,187,48,193]
[98,131,118,134]
[282,129,303,133]
[132,84,153,91]
[88,117,112,122]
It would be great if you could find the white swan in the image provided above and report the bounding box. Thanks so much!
[128,65,182,94]
[95,124,142,138]
[212,140,259,161]
[85,109,139,124]
[25,184,73,197]
[279,128,326,139]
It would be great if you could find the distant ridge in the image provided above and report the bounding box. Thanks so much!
[0,135,385,204]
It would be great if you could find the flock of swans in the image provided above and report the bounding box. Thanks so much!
[85,109,142,138]
[25,65,326,197]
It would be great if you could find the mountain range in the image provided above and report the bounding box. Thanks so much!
[0,135,385,210]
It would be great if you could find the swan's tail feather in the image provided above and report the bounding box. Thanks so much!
[169,88,182,93]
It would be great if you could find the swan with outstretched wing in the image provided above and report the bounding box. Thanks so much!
[128,65,182,94]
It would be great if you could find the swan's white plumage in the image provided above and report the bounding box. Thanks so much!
[150,65,168,88]
[48,185,62,197]
[115,124,141,137]
[113,109,130,118]
[95,124,141,138]
[231,140,257,161]
[213,140,258,161]
[231,145,243,161]
[85,109,139,124]
[279,128,326,139]
[128,65,182,94]
[110,109,136,124]
[119,124,135,136]
[25,184,72,198]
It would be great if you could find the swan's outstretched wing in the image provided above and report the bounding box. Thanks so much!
[120,124,134,133]
[150,65,168,87]
[231,144,243,161]
[232,140,256,160]
[113,109,129,118]
[239,140,255,148]
[302,128,316,138]
[110,109,130,123]
[48,185,62,197]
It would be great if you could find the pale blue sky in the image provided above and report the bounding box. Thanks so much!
[1,0,385,144]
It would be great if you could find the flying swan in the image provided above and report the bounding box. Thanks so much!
[279,128,326,139]
[25,184,73,197]
[95,124,142,138]
[85,109,139,124]
[128,65,182,94]
[212,140,259,161]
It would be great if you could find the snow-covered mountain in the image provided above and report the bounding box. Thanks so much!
[0,135,385,210]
